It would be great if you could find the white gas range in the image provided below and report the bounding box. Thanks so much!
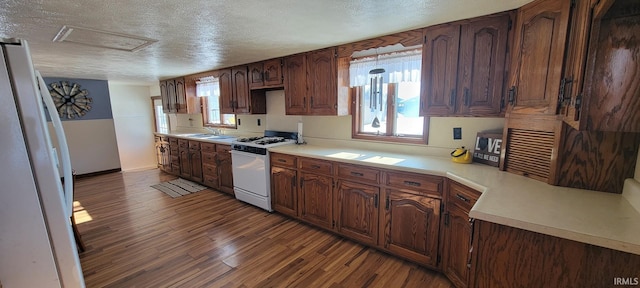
[230,131,297,211]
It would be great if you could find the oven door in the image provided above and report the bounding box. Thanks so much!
[230,150,269,197]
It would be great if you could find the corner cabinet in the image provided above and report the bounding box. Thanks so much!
[442,180,481,288]
[283,47,348,115]
[421,12,512,117]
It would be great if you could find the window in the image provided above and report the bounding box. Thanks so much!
[197,77,236,127]
[350,48,426,143]
[151,96,169,132]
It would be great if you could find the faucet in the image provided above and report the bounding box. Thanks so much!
[205,127,221,135]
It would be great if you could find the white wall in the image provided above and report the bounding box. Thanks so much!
[48,120,121,174]
[109,82,156,171]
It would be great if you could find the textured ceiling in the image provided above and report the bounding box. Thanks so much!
[0,0,533,83]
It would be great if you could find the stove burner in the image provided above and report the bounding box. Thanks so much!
[255,137,286,145]
[236,136,264,142]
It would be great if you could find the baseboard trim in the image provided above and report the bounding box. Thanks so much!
[76,168,122,179]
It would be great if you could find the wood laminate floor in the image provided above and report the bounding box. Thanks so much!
[75,169,453,288]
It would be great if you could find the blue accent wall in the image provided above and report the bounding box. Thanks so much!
[43,77,112,121]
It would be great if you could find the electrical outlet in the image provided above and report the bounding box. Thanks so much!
[453,127,462,140]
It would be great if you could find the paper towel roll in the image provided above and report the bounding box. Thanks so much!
[297,122,304,144]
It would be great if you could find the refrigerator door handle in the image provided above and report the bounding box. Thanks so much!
[36,71,74,218]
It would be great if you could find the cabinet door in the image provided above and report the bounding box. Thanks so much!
[271,166,297,217]
[381,189,441,267]
[284,54,308,115]
[248,62,265,89]
[218,69,235,114]
[458,14,510,116]
[443,204,473,288]
[580,1,640,132]
[507,0,571,115]
[336,180,379,245]
[159,81,170,113]
[190,150,203,183]
[179,148,191,179]
[217,145,234,195]
[422,24,461,116]
[175,77,187,113]
[298,172,333,229]
[307,48,337,115]
[232,66,251,114]
[166,79,177,113]
[263,58,283,87]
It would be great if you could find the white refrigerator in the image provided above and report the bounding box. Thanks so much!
[0,39,85,287]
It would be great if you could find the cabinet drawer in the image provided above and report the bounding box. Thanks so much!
[202,163,217,177]
[299,157,333,175]
[188,141,201,150]
[169,138,178,146]
[270,153,296,168]
[337,164,380,184]
[202,152,217,165]
[384,171,442,196]
[203,175,218,188]
[178,139,188,149]
[201,142,216,153]
[448,181,481,211]
[217,145,231,153]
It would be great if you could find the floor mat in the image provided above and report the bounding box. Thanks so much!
[151,178,207,198]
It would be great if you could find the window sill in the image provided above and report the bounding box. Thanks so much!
[352,133,427,145]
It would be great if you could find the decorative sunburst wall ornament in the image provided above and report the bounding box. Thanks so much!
[48,81,93,119]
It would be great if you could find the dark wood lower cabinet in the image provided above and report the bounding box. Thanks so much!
[443,204,472,288]
[271,166,297,217]
[470,220,640,288]
[217,145,234,195]
[298,172,333,229]
[335,180,379,246]
[381,189,441,268]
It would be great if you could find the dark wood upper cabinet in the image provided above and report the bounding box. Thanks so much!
[283,47,347,115]
[421,12,512,117]
[567,0,640,132]
[232,66,250,114]
[458,14,511,116]
[421,24,461,116]
[218,69,235,114]
[283,54,308,115]
[249,58,284,89]
[218,66,266,115]
[506,0,572,115]
[307,48,338,115]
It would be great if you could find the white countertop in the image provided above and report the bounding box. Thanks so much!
[268,144,640,255]
[155,131,236,145]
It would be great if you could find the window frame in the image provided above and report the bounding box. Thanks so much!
[195,75,237,129]
[351,81,429,145]
[151,96,170,132]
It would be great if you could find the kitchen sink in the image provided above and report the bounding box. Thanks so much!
[177,133,235,140]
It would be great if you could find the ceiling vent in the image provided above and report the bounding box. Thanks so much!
[52,25,157,52]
